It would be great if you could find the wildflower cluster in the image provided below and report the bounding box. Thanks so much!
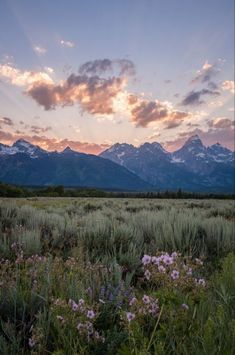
[142,252,206,291]
[51,297,105,344]
[122,294,160,326]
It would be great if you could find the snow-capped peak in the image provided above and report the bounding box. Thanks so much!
[13,139,34,148]
[0,139,46,158]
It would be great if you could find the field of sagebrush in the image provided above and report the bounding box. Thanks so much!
[0,198,235,354]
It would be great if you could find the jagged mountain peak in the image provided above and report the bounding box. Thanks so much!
[13,138,32,146]
[13,139,41,151]
[140,141,167,153]
[0,139,46,158]
[62,146,74,153]
[183,134,204,147]
[110,142,134,149]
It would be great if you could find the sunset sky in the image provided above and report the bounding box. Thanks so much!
[0,0,234,154]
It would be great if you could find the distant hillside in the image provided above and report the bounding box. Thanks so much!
[0,140,151,191]
[0,136,234,192]
[100,135,235,192]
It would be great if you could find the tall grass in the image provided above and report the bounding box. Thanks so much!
[0,198,234,354]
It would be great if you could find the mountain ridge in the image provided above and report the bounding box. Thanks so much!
[100,135,235,192]
[0,135,234,192]
[0,141,151,191]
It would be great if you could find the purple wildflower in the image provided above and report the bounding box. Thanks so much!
[142,295,150,304]
[126,312,135,322]
[72,302,79,311]
[171,252,178,259]
[129,297,137,306]
[163,255,174,266]
[171,269,180,280]
[87,310,95,319]
[151,256,159,265]
[142,254,151,265]
[158,265,166,273]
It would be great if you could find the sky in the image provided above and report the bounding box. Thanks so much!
[0,0,234,154]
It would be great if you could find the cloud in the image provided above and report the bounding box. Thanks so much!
[0,130,109,155]
[181,89,220,106]
[222,80,235,94]
[191,61,220,85]
[27,74,126,114]
[30,125,52,134]
[208,117,235,129]
[207,81,218,90]
[79,58,135,76]
[44,66,54,74]
[164,119,183,129]
[0,64,54,86]
[148,132,160,140]
[0,116,14,126]
[60,40,75,48]
[33,46,47,54]
[1,59,190,129]
[128,95,189,128]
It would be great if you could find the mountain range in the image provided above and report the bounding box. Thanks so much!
[0,135,234,192]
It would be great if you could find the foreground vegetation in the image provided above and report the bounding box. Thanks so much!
[0,198,234,354]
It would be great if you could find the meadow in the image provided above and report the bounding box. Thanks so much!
[0,197,234,354]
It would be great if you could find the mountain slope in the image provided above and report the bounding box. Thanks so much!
[100,135,235,192]
[0,141,151,190]
[1,137,234,192]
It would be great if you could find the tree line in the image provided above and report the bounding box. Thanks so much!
[0,182,234,199]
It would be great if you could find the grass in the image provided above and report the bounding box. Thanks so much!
[0,198,234,354]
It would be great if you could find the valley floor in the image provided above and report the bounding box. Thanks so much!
[0,198,234,354]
